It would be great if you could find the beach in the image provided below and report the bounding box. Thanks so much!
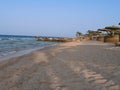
[0,41,120,90]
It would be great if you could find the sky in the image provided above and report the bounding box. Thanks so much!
[0,0,120,37]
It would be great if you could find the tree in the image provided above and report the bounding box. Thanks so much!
[87,30,101,36]
[76,32,82,38]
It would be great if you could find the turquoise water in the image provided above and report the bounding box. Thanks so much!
[0,35,57,58]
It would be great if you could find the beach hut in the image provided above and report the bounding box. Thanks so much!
[98,26,120,42]
[105,26,120,36]
[99,26,120,36]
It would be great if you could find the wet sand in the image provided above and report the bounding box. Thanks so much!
[0,41,120,90]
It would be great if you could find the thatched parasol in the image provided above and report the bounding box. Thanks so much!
[98,26,120,36]
[105,26,120,30]
[98,28,112,36]
[98,28,111,32]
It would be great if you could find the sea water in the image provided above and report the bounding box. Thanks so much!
[0,35,57,60]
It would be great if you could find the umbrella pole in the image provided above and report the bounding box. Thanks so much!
[119,34,120,42]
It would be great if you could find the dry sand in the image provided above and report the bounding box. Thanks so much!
[0,41,120,90]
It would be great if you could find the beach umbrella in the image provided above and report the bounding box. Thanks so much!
[98,28,112,36]
[105,26,120,35]
[98,28,111,31]
[105,26,120,30]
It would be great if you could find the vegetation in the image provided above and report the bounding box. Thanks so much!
[86,30,102,37]
[76,32,83,38]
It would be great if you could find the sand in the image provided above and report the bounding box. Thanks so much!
[0,41,120,90]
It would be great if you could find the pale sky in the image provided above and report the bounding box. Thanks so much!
[0,0,120,37]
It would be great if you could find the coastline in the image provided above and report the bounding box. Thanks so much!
[0,41,120,90]
[0,43,58,61]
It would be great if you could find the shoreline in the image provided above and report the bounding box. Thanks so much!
[0,40,116,66]
[0,43,59,62]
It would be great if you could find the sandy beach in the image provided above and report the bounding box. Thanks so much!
[0,41,120,90]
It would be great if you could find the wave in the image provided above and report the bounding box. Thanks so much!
[0,37,32,41]
[0,36,58,60]
[0,37,17,41]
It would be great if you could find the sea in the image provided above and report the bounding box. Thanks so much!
[0,35,57,61]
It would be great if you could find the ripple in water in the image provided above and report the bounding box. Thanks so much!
[0,35,57,59]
